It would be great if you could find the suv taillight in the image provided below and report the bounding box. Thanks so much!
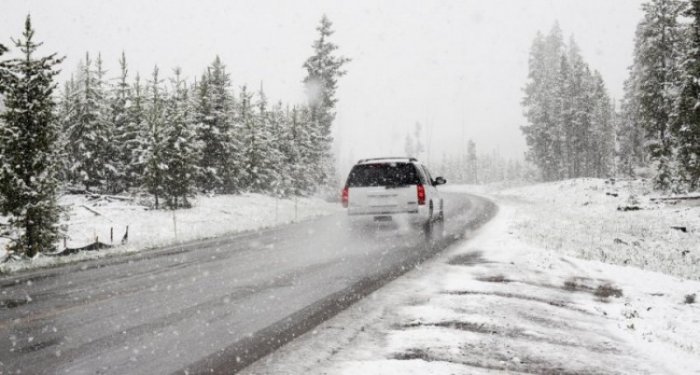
[417,184,426,205]
[342,186,349,208]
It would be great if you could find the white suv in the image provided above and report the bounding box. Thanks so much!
[341,157,446,233]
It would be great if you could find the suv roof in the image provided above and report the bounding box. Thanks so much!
[356,157,419,165]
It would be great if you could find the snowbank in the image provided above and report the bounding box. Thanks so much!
[0,193,340,274]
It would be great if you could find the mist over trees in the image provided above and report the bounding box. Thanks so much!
[436,140,532,185]
[521,23,616,182]
[0,15,348,256]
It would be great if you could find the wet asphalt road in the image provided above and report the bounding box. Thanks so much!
[0,192,495,374]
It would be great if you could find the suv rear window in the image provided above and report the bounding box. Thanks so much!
[346,163,420,187]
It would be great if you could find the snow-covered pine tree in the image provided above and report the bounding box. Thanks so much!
[195,57,239,193]
[0,42,8,94]
[193,71,216,191]
[634,0,687,189]
[0,43,5,210]
[240,84,277,192]
[567,38,594,178]
[65,52,114,192]
[556,53,574,179]
[302,15,350,190]
[162,68,200,208]
[238,85,258,190]
[122,72,146,190]
[290,105,317,194]
[267,101,291,196]
[467,140,477,184]
[138,66,167,209]
[618,37,648,177]
[672,0,700,189]
[521,31,554,180]
[590,72,616,178]
[544,24,565,179]
[283,106,303,196]
[110,51,131,192]
[94,53,120,193]
[0,15,63,257]
[0,41,7,226]
[56,76,77,184]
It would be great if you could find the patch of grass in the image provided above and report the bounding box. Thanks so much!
[448,251,486,266]
[393,348,434,361]
[562,277,594,292]
[594,284,623,299]
[401,320,499,335]
[477,275,512,283]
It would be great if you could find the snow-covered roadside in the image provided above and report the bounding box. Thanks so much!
[494,178,700,280]
[242,190,700,374]
[0,193,340,274]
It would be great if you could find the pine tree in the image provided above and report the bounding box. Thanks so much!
[289,106,316,194]
[302,15,350,190]
[94,53,120,192]
[285,106,305,195]
[567,39,594,178]
[545,24,565,179]
[123,73,146,190]
[251,91,283,194]
[556,53,574,178]
[590,72,616,177]
[467,140,477,184]
[618,56,647,177]
[267,101,290,196]
[0,42,9,94]
[138,66,167,208]
[56,76,77,184]
[673,0,700,189]
[65,52,114,192]
[195,57,239,193]
[521,31,555,180]
[634,0,686,189]
[111,52,131,192]
[0,16,63,257]
[162,68,200,208]
[238,85,257,190]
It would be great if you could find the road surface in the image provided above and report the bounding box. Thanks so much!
[0,192,495,374]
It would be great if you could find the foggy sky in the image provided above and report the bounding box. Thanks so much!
[1,0,644,173]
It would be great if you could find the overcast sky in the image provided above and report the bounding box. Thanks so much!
[1,0,644,173]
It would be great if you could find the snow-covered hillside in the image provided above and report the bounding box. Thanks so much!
[0,193,340,273]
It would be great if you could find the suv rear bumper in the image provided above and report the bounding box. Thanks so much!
[346,207,429,225]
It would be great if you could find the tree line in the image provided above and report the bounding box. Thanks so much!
[619,0,700,191]
[521,23,616,183]
[0,15,348,257]
[524,1,700,192]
